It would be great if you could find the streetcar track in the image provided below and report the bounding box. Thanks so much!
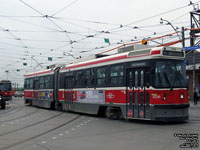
[0,99,28,117]
[0,103,21,117]
[2,115,81,150]
[0,112,65,137]
[0,107,40,124]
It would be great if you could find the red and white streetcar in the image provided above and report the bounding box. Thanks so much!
[24,45,189,121]
[0,80,12,101]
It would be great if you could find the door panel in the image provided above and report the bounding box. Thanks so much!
[127,68,148,119]
[64,76,74,111]
[33,79,39,105]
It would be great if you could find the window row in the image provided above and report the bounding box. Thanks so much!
[61,64,125,88]
[24,75,53,89]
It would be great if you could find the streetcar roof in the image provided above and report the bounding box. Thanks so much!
[25,46,184,77]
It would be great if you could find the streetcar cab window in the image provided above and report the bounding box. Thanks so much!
[110,65,124,85]
[97,67,108,86]
[0,83,11,91]
[154,60,187,88]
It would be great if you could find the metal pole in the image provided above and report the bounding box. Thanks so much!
[193,50,196,96]
[182,27,185,48]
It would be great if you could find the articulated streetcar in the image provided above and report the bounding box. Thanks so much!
[24,45,189,121]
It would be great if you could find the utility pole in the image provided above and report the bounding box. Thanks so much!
[182,27,185,48]
[189,5,200,99]
[190,9,200,93]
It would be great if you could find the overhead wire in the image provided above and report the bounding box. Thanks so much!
[0,0,198,79]
[51,0,79,17]
[108,0,198,32]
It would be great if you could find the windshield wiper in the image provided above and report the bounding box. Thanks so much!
[164,72,173,90]
[158,73,162,86]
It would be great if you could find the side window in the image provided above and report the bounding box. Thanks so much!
[85,69,94,87]
[39,77,45,88]
[44,76,50,88]
[97,67,108,86]
[110,65,124,85]
[29,78,33,89]
[75,71,84,87]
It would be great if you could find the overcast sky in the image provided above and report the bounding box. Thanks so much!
[0,0,198,87]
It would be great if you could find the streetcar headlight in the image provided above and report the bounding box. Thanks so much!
[163,93,167,101]
[180,93,184,99]
[0,97,2,100]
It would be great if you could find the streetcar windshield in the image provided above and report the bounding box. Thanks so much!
[154,60,187,88]
[0,83,12,91]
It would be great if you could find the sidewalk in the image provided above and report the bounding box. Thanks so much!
[189,102,200,107]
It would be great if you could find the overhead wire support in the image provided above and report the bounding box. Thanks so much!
[51,0,79,17]
[31,56,43,68]
[18,0,44,16]
[108,0,200,32]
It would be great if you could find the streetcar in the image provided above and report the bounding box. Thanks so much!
[0,80,12,101]
[24,45,189,121]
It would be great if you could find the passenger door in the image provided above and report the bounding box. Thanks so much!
[127,68,148,119]
[64,75,74,111]
[53,68,60,103]
[33,78,39,105]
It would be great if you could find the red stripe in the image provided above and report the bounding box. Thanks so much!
[64,53,153,70]
[65,55,127,70]
[25,70,53,77]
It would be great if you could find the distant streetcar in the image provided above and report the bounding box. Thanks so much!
[24,45,189,121]
[0,80,12,101]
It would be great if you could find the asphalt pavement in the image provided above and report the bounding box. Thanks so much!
[0,98,199,150]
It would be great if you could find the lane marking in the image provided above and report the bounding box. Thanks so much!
[52,137,57,139]
[41,141,46,144]
[59,133,63,136]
